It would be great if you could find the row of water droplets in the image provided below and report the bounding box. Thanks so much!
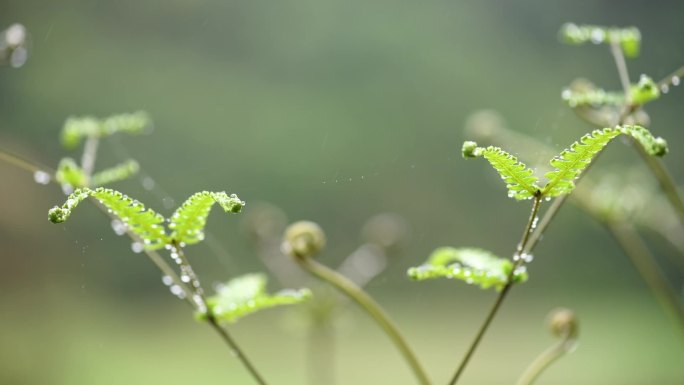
[169,243,207,313]
[660,75,680,94]
[109,217,207,312]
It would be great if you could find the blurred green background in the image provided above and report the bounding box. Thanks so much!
[1,0,683,384]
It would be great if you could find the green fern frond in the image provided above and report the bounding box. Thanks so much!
[629,75,660,105]
[48,187,168,249]
[169,191,245,245]
[61,111,151,149]
[55,158,87,189]
[407,247,528,290]
[462,141,540,200]
[543,128,621,197]
[542,126,667,197]
[561,86,624,108]
[205,273,311,323]
[90,160,140,186]
[620,125,668,156]
[559,23,641,58]
[47,188,91,223]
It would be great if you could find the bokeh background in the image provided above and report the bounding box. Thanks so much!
[1,0,683,384]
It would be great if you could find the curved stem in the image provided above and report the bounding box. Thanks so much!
[206,315,270,385]
[632,144,684,225]
[295,256,432,385]
[515,336,575,385]
[448,196,542,385]
[605,221,684,334]
[0,147,54,177]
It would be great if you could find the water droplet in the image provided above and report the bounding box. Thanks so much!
[180,274,191,283]
[33,170,50,185]
[520,253,534,263]
[131,242,144,253]
[142,177,155,190]
[672,76,681,87]
[531,216,539,230]
[162,197,175,209]
[162,275,173,286]
[111,219,127,236]
[560,89,572,100]
[590,28,605,44]
[170,285,185,298]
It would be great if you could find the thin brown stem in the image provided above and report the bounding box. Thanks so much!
[206,315,270,385]
[448,195,542,385]
[296,256,432,385]
[604,221,684,334]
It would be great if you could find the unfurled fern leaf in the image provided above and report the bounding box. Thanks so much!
[542,128,621,197]
[169,191,245,245]
[462,141,540,200]
[48,187,168,249]
[407,247,528,290]
[205,273,311,323]
[91,160,140,186]
[61,111,151,149]
[542,126,667,197]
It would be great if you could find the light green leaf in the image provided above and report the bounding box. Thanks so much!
[48,187,168,249]
[463,142,540,200]
[620,125,668,156]
[542,128,621,197]
[629,75,660,105]
[55,158,87,189]
[408,247,528,290]
[169,191,245,245]
[559,23,641,58]
[91,159,140,186]
[542,126,667,197]
[61,111,151,149]
[206,273,312,323]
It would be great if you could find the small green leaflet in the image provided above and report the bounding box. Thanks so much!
[205,273,312,323]
[169,191,245,245]
[462,142,540,200]
[48,188,244,251]
[91,160,140,187]
[48,187,168,249]
[55,158,87,189]
[464,125,667,200]
[559,23,641,58]
[408,247,528,290]
[61,111,151,149]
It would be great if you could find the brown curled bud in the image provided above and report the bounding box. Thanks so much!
[547,308,578,340]
[282,221,326,259]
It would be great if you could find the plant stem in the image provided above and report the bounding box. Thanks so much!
[448,195,542,385]
[631,143,684,225]
[657,65,684,90]
[604,221,684,333]
[514,335,575,385]
[206,314,270,385]
[608,42,684,226]
[81,135,100,181]
[0,147,53,176]
[296,256,432,385]
[609,41,632,103]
